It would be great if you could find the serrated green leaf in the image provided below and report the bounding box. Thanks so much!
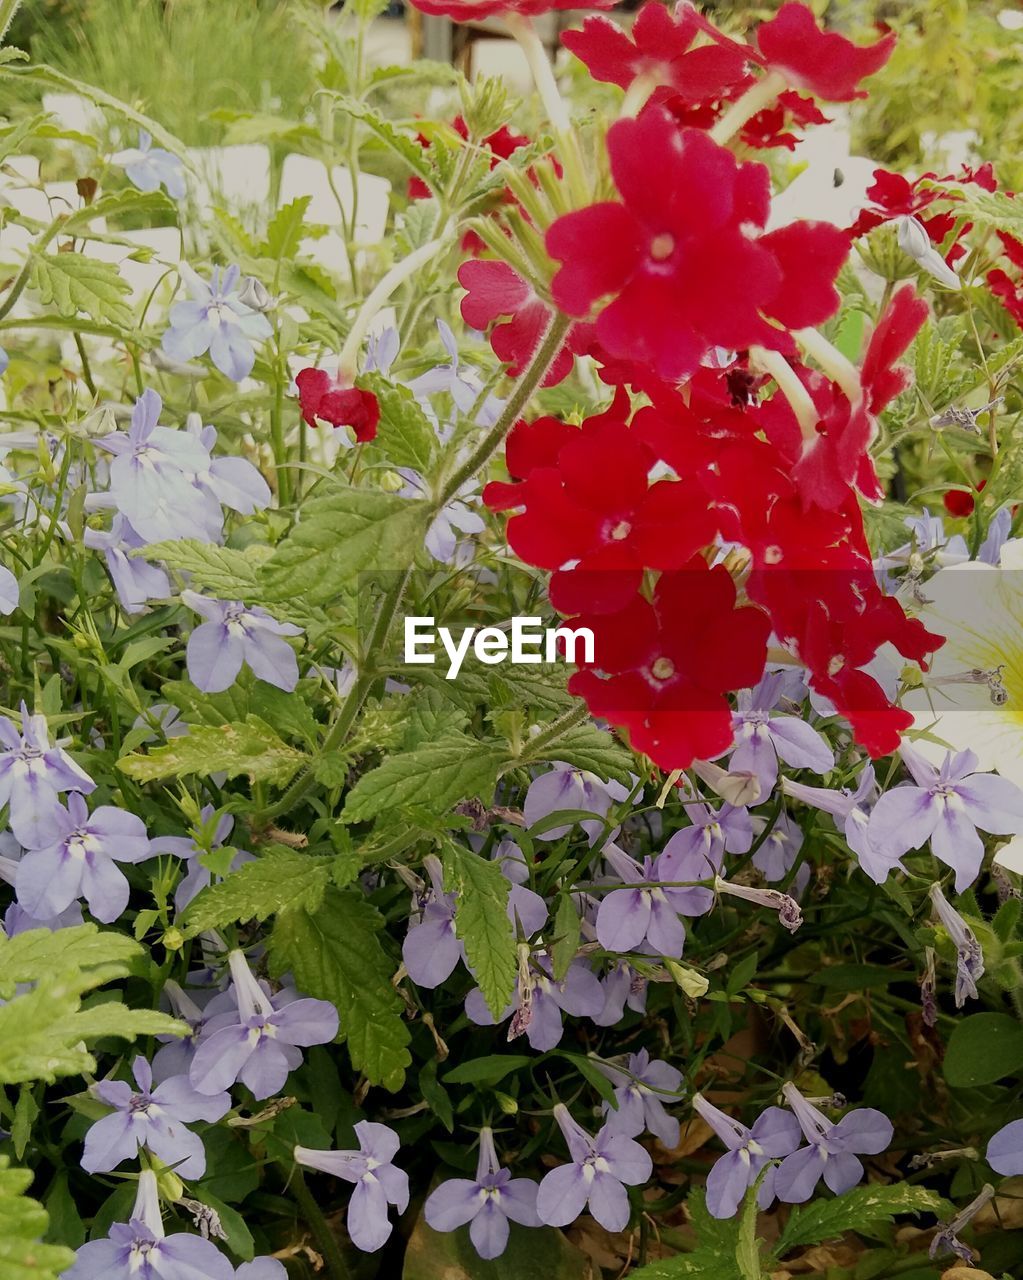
[775,1183,948,1255]
[181,847,335,934]
[264,195,311,260]
[269,888,410,1090]
[118,717,309,786]
[62,189,174,234]
[523,720,634,786]
[442,841,516,1018]
[359,373,436,471]
[329,95,432,181]
[30,251,133,329]
[0,1159,76,1280]
[549,894,580,982]
[0,924,142,998]
[142,539,270,601]
[341,736,505,823]
[260,486,430,605]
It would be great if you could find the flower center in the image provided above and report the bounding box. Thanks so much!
[651,657,675,681]
[650,234,675,261]
[129,1093,152,1114]
[608,519,632,541]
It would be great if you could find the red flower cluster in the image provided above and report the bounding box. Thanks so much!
[752,2,895,102]
[408,0,613,19]
[295,368,380,442]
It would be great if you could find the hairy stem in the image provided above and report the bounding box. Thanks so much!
[287,1166,353,1280]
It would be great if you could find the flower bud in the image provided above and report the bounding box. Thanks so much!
[237,275,274,312]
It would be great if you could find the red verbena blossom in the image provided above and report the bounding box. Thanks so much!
[545,107,849,382]
[561,2,750,102]
[458,258,589,387]
[569,561,771,770]
[408,0,613,20]
[484,390,717,613]
[295,368,380,442]
[741,91,829,151]
[754,2,895,102]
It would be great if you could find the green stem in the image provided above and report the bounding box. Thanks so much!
[0,215,65,322]
[288,1166,352,1280]
[270,342,290,507]
[519,701,589,761]
[436,311,571,508]
[74,332,97,398]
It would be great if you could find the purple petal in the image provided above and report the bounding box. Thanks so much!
[347,1177,393,1252]
[189,1024,252,1094]
[272,998,339,1046]
[829,1108,893,1155]
[750,1106,802,1157]
[145,1119,209,1179]
[157,1232,235,1280]
[61,1240,121,1280]
[241,628,299,692]
[80,852,130,923]
[424,1178,480,1231]
[705,1149,749,1219]
[929,804,985,893]
[88,807,150,861]
[536,1164,589,1227]
[774,1145,827,1203]
[767,717,834,774]
[525,992,565,1050]
[81,1110,139,1172]
[822,1150,864,1194]
[867,787,938,859]
[596,889,651,953]
[599,1132,653,1185]
[956,773,1023,835]
[152,1073,231,1123]
[987,1118,1023,1176]
[586,1171,631,1231]
[403,914,462,988]
[187,623,244,693]
[238,1036,295,1099]
[15,845,79,918]
[500,1178,540,1226]
[469,1199,510,1259]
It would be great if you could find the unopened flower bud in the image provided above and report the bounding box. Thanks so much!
[665,958,710,998]
[237,275,274,312]
[896,215,961,290]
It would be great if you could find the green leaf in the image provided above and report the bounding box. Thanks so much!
[735,1180,763,1280]
[549,894,581,983]
[62,189,174,234]
[191,1190,255,1262]
[269,888,411,1090]
[260,486,431,605]
[629,1193,740,1279]
[0,1159,76,1280]
[341,737,505,823]
[775,1184,948,1255]
[142,540,270,602]
[29,251,133,330]
[181,848,335,934]
[329,95,432,181]
[118,716,309,786]
[264,195,311,260]
[360,374,436,471]
[443,1054,535,1085]
[943,1011,1023,1087]
[442,841,516,1019]
[523,720,634,786]
[0,924,142,997]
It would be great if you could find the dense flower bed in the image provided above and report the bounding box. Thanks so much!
[2,1,1023,1277]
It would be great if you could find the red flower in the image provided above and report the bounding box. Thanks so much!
[484,391,718,613]
[457,259,584,386]
[569,561,771,769]
[561,2,749,101]
[741,90,830,151]
[944,480,984,518]
[545,107,849,382]
[295,368,379,442]
[408,0,613,20]
[755,2,895,102]
[859,283,930,413]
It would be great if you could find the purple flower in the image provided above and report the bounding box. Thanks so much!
[0,345,7,376]
[295,1122,409,1253]
[82,1055,230,1178]
[0,703,95,848]
[598,1049,684,1147]
[523,763,629,845]
[660,798,752,872]
[151,980,237,1083]
[774,1083,893,1204]
[162,264,272,381]
[491,839,548,936]
[150,806,254,912]
[730,673,834,793]
[0,564,19,614]
[465,952,603,1051]
[395,467,485,564]
[715,877,803,932]
[592,961,648,1026]
[536,1103,652,1232]
[930,882,984,1007]
[15,792,152,924]
[868,744,1023,892]
[595,844,697,958]
[978,506,1012,565]
[987,1118,1023,1175]
[183,414,271,519]
[691,1093,802,1219]
[112,130,186,199]
[424,1126,540,1259]
[751,812,804,883]
[2,899,83,936]
[189,950,338,1100]
[95,391,213,543]
[783,765,903,884]
[406,321,504,427]
[236,1263,287,1280]
[83,513,171,613]
[929,1184,995,1263]
[63,1169,234,1280]
[182,590,301,694]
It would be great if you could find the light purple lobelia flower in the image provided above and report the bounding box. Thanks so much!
[406,320,504,427]
[402,851,546,990]
[523,763,630,846]
[536,1103,652,1232]
[0,703,95,848]
[660,797,752,871]
[595,843,702,958]
[183,414,272,523]
[395,467,486,564]
[729,673,835,793]
[0,564,19,614]
[929,882,984,1007]
[181,590,301,694]
[424,1126,540,1259]
[987,1118,1023,1175]
[189,950,338,1100]
[868,744,1023,892]
[63,1168,234,1280]
[150,806,254,912]
[715,877,803,933]
[95,390,213,544]
[112,130,187,199]
[593,961,648,1026]
[929,1184,995,1263]
[465,951,603,1051]
[151,980,237,1083]
[2,898,83,936]
[773,1083,893,1204]
[691,1093,802,1219]
[14,791,153,924]
[236,1262,287,1280]
[783,764,904,884]
[82,1055,230,1178]
[751,812,805,883]
[162,264,273,381]
[295,1121,409,1253]
[83,513,171,614]
[598,1049,684,1147]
